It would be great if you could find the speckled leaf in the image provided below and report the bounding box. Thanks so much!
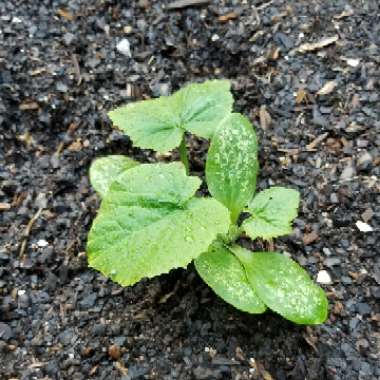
[100,162,201,209]
[89,155,139,198]
[87,162,231,286]
[242,187,300,240]
[232,247,328,324]
[195,243,266,313]
[172,79,233,139]
[206,113,259,222]
[108,80,233,153]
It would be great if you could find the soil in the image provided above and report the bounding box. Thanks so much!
[1,0,379,379]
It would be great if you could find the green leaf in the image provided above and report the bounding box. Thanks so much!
[242,187,300,240]
[108,80,233,153]
[232,247,328,324]
[109,96,183,153]
[100,161,201,209]
[195,242,266,313]
[89,155,139,198]
[172,79,233,139]
[206,113,259,222]
[87,162,230,286]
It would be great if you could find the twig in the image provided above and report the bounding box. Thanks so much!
[167,0,210,10]
[71,54,82,85]
[306,132,329,151]
[19,207,43,258]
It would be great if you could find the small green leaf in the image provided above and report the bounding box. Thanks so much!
[242,187,300,240]
[206,113,259,222]
[232,247,328,324]
[172,79,233,139]
[108,80,233,153]
[87,162,230,286]
[195,242,266,313]
[109,96,183,153]
[89,155,139,198]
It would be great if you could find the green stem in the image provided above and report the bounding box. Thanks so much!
[179,135,190,175]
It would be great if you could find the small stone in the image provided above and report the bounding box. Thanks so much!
[56,82,68,93]
[324,257,341,267]
[355,221,373,232]
[357,151,372,168]
[340,165,355,180]
[63,32,75,46]
[316,270,332,284]
[0,322,13,341]
[116,39,132,57]
[356,303,371,316]
[79,293,97,309]
[37,239,49,247]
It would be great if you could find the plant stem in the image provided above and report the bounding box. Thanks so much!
[179,135,190,175]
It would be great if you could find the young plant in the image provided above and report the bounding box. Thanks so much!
[87,80,328,325]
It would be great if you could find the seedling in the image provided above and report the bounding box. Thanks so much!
[87,80,328,324]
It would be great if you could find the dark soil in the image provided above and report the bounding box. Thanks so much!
[1,0,379,379]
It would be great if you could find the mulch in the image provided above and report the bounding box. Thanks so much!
[0,0,379,379]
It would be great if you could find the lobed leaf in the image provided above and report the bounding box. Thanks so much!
[108,96,183,153]
[87,162,231,286]
[195,242,266,313]
[242,187,300,240]
[172,79,233,139]
[232,247,328,324]
[206,113,259,222]
[89,155,139,198]
[108,80,233,153]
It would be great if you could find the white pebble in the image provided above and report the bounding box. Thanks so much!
[37,239,49,247]
[316,270,332,285]
[355,221,373,232]
[116,39,132,58]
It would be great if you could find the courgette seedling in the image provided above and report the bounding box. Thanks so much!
[87,80,328,324]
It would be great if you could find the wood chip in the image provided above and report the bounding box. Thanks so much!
[361,208,374,223]
[295,87,308,104]
[167,0,210,10]
[0,203,11,211]
[218,11,239,22]
[297,35,338,53]
[19,101,39,111]
[57,8,74,21]
[334,7,354,20]
[259,105,272,130]
[67,139,83,151]
[108,345,121,360]
[303,231,319,245]
[19,207,43,258]
[115,361,129,376]
[306,132,329,151]
[316,80,337,96]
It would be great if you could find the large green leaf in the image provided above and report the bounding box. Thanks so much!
[89,155,139,198]
[87,162,230,286]
[206,113,259,222]
[195,242,266,313]
[232,247,328,324]
[108,80,233,153]
[242,187,300,240]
